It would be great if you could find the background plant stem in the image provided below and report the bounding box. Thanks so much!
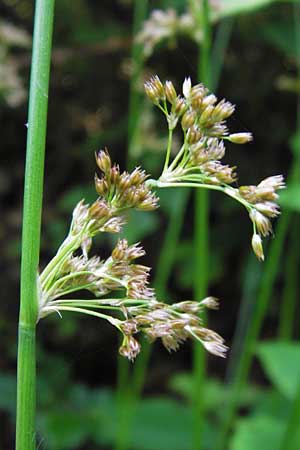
[215,5,300,448]
[192,1,211,449]
[16,1,55,449]
[115,2,148,449]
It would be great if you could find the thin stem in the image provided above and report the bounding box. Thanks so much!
[192,1,212,449]
[278,219,299,339]
[163,127,174,172]
[45,305,120,326]
[279,381,300,450]
[116,1,148,448]
[16,1,55,449]
[153,181,251,211]
[215,5,300,449]
[127,0,148,165]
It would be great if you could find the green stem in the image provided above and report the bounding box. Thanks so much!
[215,212,290,450]
[279,380,300,450]
[215,5,300,448]
[192,1,211,449]
[278,218,299,339]
[127,0,148,165]
[16,1,55,449]
[163,127,174,172]
[116,1,148,448]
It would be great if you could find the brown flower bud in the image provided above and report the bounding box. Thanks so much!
[95,149,111,173]
[228,132,253,144]
[95,175,109,197]
[186,126,202,144]
[144,75,165,103]
[172,96,187,116]
[251,234,264,261]
[181,109,197,130]
[165,80,177,103]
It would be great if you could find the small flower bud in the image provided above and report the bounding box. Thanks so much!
[112,239,128,260]
[212,99,235,122]
[89,199,110,219]
[165,80,177,103]
[249,209,272,237]
[95,149,111,173]
[186,126,202,144]
[201,94,217,109]
[199,105,214,127]
[251,233,264,261]
[119,335,141,361]
[110,165,120,185]
[172,96,187,116]
[144,75,165,103]
[228,133,253,144]
[182,77,192,99]
[200,296,219,310]
[95,175,109,197]
[181,109,197,130]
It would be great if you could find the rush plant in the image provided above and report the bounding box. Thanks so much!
[17,2,284,448]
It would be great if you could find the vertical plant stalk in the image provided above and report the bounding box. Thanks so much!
[215,6,300,449]
[278,218,298,339]
[16,1,55,450]
[127,0,148,165]
[192,1,211,449]
[116,4,232,450]
[115,2,148,450]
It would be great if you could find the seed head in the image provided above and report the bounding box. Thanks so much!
[144,75,165,104]
[95,149,111,173]
[119,335,141,361]
[228,132,253,144]
[249,209,272,237]
[181,109,197,130]
[251,233,264,261]
[165,80,177,103]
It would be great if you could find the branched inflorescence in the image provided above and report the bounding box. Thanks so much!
[144,75,285,261]
[38,76,284,361]
[39,149,227,360]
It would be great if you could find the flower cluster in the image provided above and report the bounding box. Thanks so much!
[39,150,226,361]
[144,75,285,260]
[118,296,226,361]
[137,9,201,57]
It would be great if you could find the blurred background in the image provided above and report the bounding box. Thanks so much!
[1,0,300,449]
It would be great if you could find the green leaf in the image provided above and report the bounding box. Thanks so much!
[231,415,285,450]
[169,373,262,410]
[257,341,300,399]
[278,184,300,212]
[215,0,279,18]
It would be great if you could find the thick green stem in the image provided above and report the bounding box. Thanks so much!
[16,1,55,449]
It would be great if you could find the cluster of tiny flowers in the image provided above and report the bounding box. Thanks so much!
[39,150,227,361]
[144,76,285,260]
[137,9,201,57]
[118,296,227,361]
[95,150,158,212]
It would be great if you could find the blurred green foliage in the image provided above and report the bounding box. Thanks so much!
[1,0,300,449]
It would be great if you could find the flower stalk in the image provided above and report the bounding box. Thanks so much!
[16,1,55,449]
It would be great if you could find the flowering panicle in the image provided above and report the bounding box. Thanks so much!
[38,146,226,361]
[118,296,226,361]
[144,75,285,260]
[37,73,284,364]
